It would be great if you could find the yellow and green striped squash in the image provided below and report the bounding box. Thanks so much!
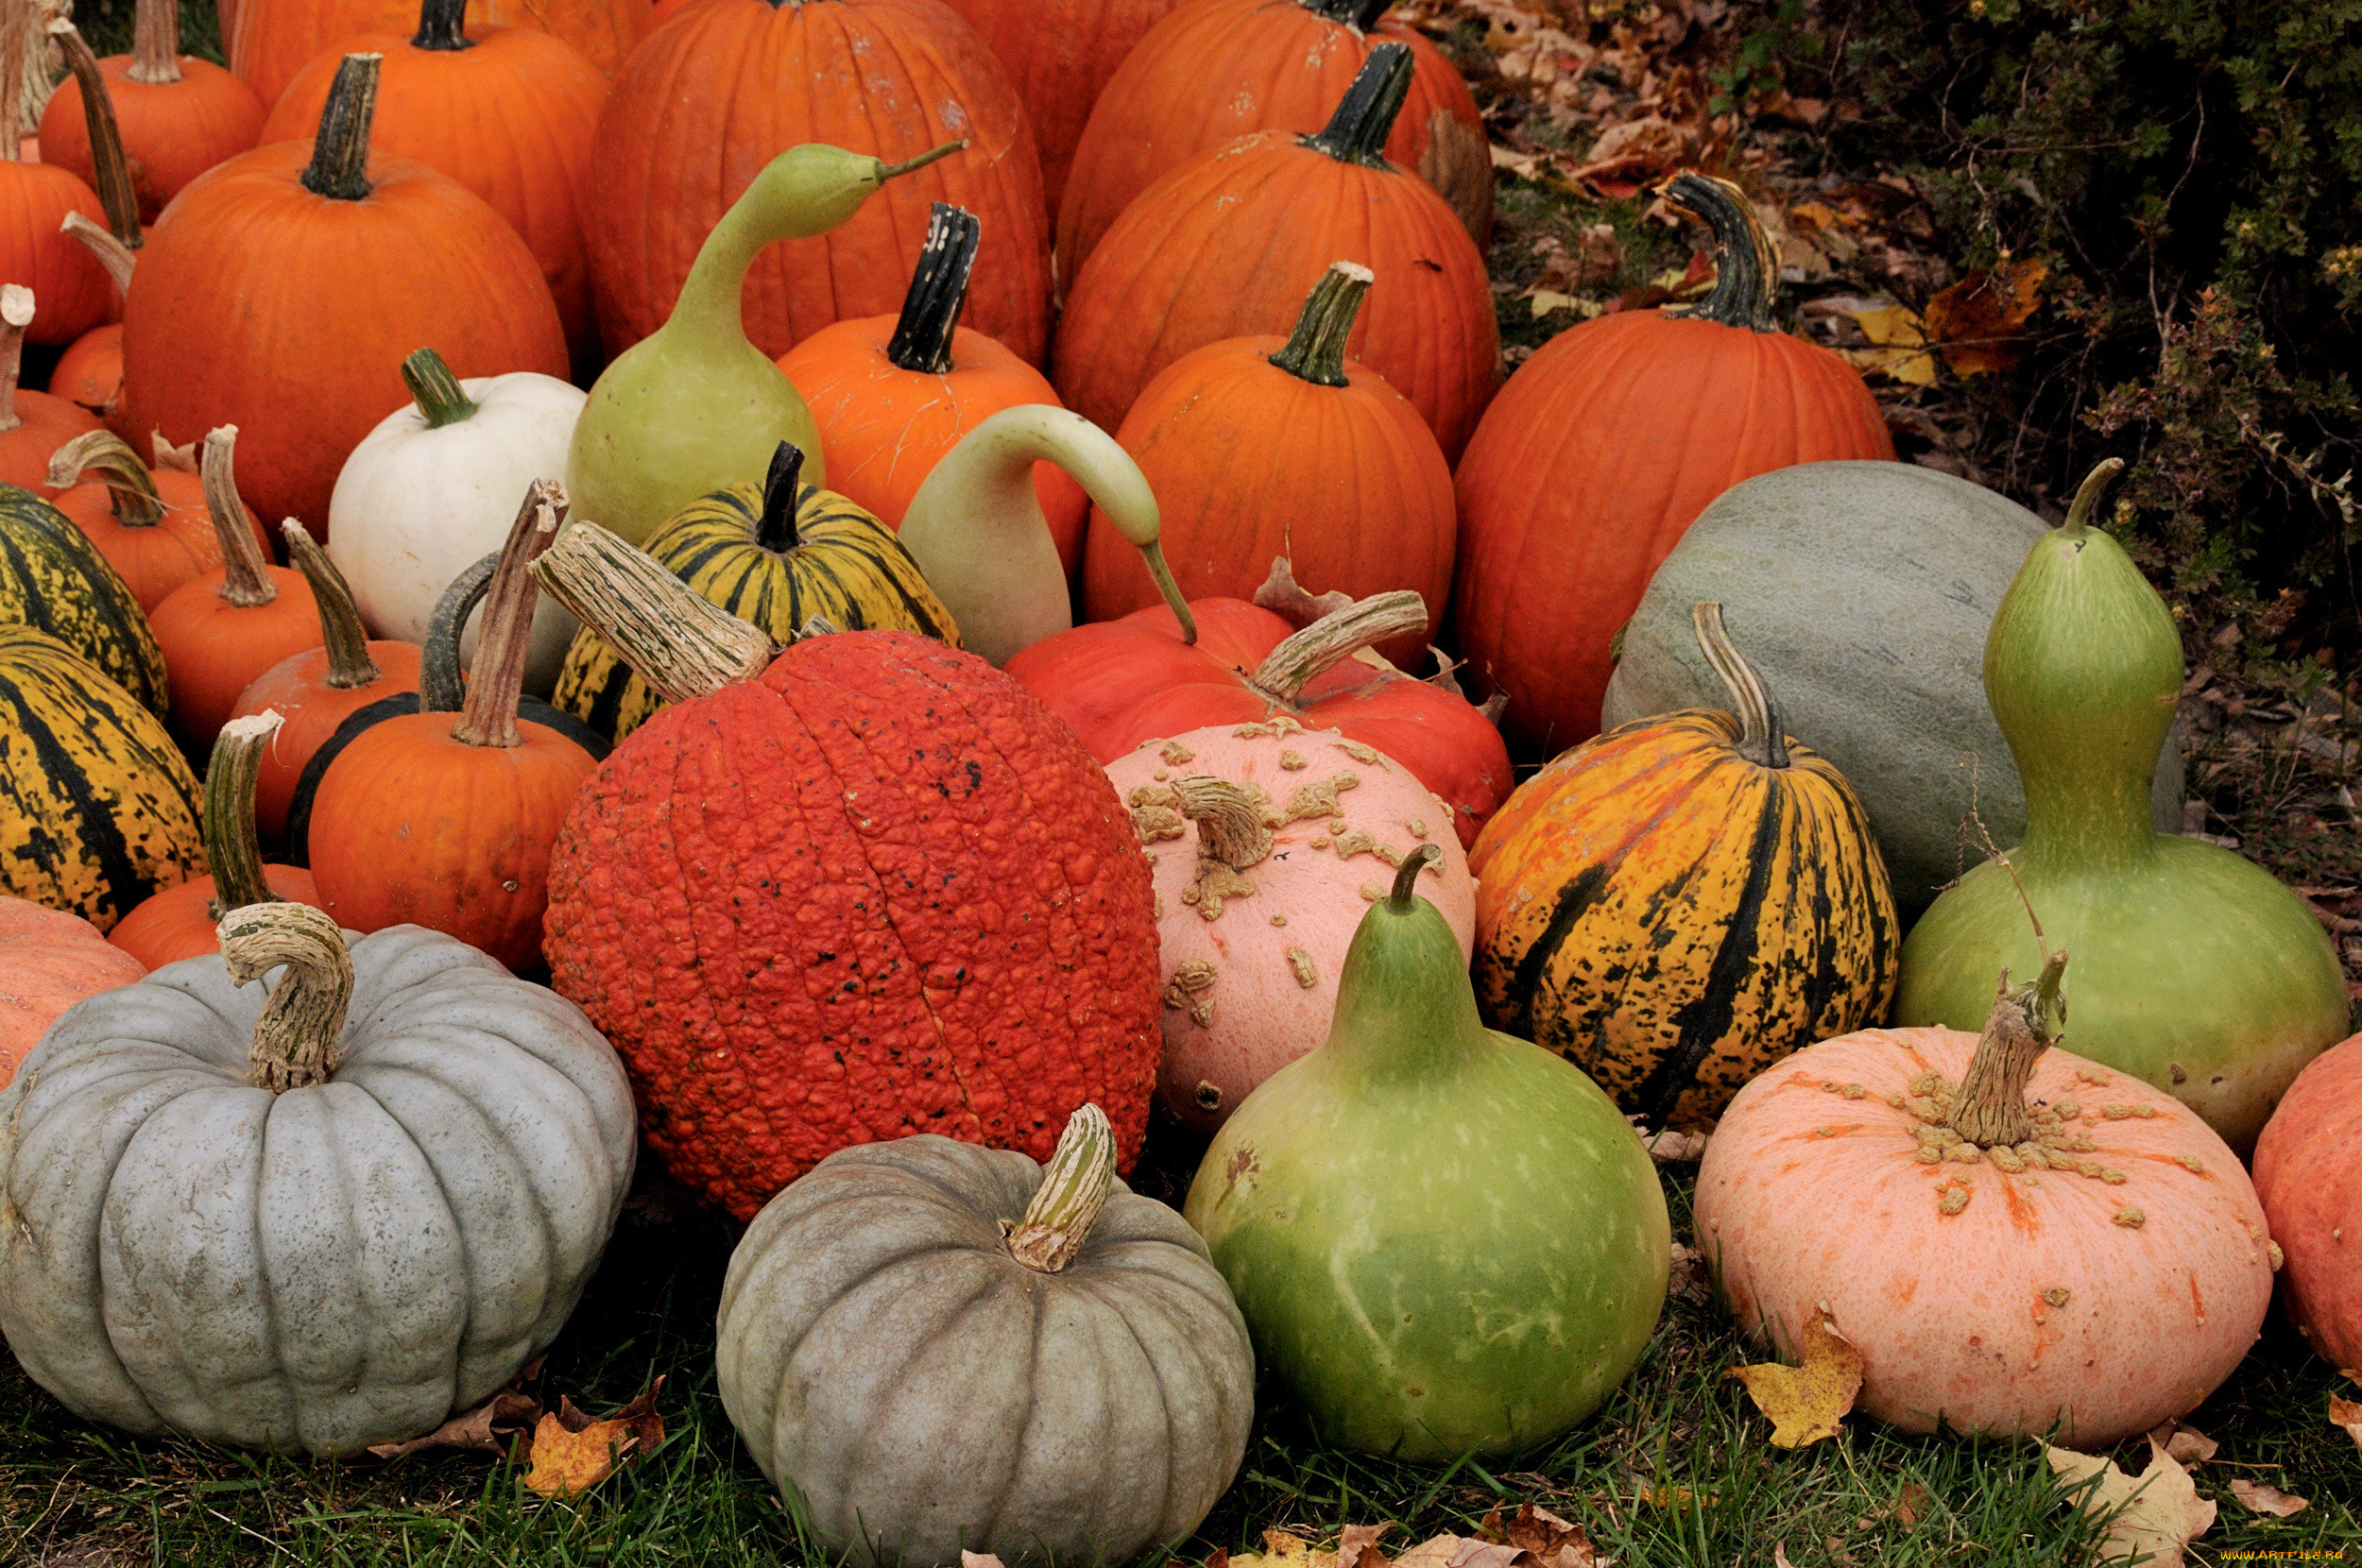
[0,626,204,931]
[1469,604,1899,1129]
[0,485,168,717]
[555,446,960,742]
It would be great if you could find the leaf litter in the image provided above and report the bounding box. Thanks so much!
[1205,1502,1608,1568]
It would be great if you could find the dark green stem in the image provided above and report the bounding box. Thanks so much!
[756,442,806,554]
[203,714,284,917]
[283,522,382,690]
[1301,43,1412,167]
[1386,844,1441,911]
[1269,263,1373,387]
[1662,172,1777,332]
[402,348,479,428]
[885,203,983,375]
[422,554,499,714]
[411,0,472,50]
[300,55,382,202]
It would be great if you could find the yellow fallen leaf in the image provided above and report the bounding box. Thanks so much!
[1924,258,2047,377]
[1529,290,1600,320]
[523,1412,631,1498]
[2227,1478,2307,1518]
[1842,304,1937,386]
[1637,1484,1710,1508]
[2045,1440,2216,1568]
[2332,1393,2362,1454]
[1728,1303,1864,1448]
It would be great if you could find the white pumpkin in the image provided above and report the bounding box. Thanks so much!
[327,351,584,695]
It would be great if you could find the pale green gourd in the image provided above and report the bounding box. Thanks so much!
[566,141,962,547]
[1895,462,2347,1150]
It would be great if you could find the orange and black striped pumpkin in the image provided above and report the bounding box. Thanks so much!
[1468,603,1899,1128]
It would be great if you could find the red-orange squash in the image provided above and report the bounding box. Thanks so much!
[0,286,102,488]
[230,0,648,108]
[1053,44,1496,460]
[44,429,268,611]
[586,0,1052,366]
[2251,1032,2362,1372]
[0,895,144,1087]
[1080,260,1452,667]
[775,202,1087,580]
[1450,173,1894,757]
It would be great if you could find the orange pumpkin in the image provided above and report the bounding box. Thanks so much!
[0,11,111,350]
[145,428,325,752]
[39,0,266,226]
[0,895,144,1087]
[776,202,1087,581]
[263,0,608,375]
[119,54,569,539]
[0,286,102,489]
[105,711,327,970]
[231,0,648,107]
[1053,45,1496,460]
[306,482,597,971]
[45,429,268,611]
[586,0,1052,366]
[1056,0,1489,292]
[2251,1032,2362,1372]
[46,216,133,430]
[1081,262,1452,667]
[231,523,426,844]
[1449,173,1894,758]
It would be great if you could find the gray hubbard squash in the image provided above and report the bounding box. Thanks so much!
[1600,461,2180,917]
[716,1105,1253,1568]
[0,904,636,1456]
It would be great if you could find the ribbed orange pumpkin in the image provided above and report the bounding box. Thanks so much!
[0,8,111,352]
[1450,173,1895,758]
[941,0,1185,215]
[119,55,569,539]
[0,896,143,1087]
[2251,1033,2362,1372]
[0,287,102,489]
[231,0,648,108]
[1056,0,1488,292]
[586,0,1052,366]
[262,0,608,373]
[44,429,268,611]
[47,218,133,430]
[1053,45,1496,460]
[1081,262,1451,667]
[776,203,1087,579]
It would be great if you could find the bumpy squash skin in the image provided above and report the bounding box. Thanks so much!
[2251,1034,2362,1372]
[0,486,169,717]
[543,630,1162,1221]
[0,629,203,932]
[1471,708,1899,1128]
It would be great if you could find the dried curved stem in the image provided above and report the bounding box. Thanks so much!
[1001,1104,1115,1272]
[203,428,277,608]
[203,712,286,916]
[1948,949,2069,1149]
[50,20,142,248]
[1691,601,1788,769]
[530,523,777,704]
[128,0,182,84]
[47,430,165,527]
[60,212,137,293]
[282,521,382,690]
[451,481,566,748]
[1247,590,1429,702]
[0,285,30,431]
[222,902,355,1094]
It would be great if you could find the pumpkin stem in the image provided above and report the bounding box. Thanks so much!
[1268,262,1373,388]
[1661,172,1778,332]
[1301,0,1394,26]
[1001,1103,1115,1272]
[877,141,967,180]
[451,480,566,749]
[203,711,287,919]
[282,521,383,690]
[1386,843,1442,912]
[1947,949,2069,1150]
[0,284,29,431]
[128,0,183,84]
[202,427,278,609]
[46,430,164,528]
[420,552,497,713]
[1690,601,1788,769]
[411,0,473,51]
[223,902,355,1095]
[754,440,806,553]
[1247,588,1429,702]
[1174,775,1275,871]
[0,0,24,162]
[401,347,479,428]
[885,203,981,376]
[300,55,382,203]
[2056,458,2125,544]
[1301,43,1412,168]
[49,21,143,248]
[530,523,778,702]
[61,212,138,293]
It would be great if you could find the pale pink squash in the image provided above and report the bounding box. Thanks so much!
[1107,715,1473,1132]
[2251,1032,2361,1371]
[1693,961,2276,1447]
[0,895,145,1086]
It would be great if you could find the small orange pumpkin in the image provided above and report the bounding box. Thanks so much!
[46,216,135,432]
[44,429,268,611]
[0,895,144,1087]
[230,0,649,107]
[0,11,111,349]
[0,287,102,491]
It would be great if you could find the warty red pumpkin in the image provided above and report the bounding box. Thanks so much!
[38,0,265,226]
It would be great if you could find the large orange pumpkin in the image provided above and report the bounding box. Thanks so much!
[0,896,143,1088]
[1053,44,1496,460]
[230,0,648,107]
[0,287,103,489]
[586,0,1052,366]
[1450,173,1894,758]
[2251,1032,2362,1372]
[44,430,268,611]
[775,202,1087,580]
[0,10,111,350]
[119,54,569,538]
[1080,261,1452,667]
[262,0,608,375]
[1055,0,1489,292]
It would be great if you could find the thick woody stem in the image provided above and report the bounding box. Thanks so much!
[222,902,355,1094]
[1174,775,1275,870]
[421,553,496,714]
[1246,590,1429,701]
[203,712,286,917]
[1948,949,2069,1149]
[1691,601,1789,769]
[202,427,277,608]
[1001,1104,1115,1272]
[50,21,142,247]
[60,212,137,292]
[300,56,382,202]
[885,203,982,375]
[46,430,163,528]
[529,525,777,703]
[1268,262,1374,387]
[128,0,182,83]
[0,284,28,430]
[1662,171,1778,332]
[451,480,566,748]
[0,0,24,162]
[282,521,382,690]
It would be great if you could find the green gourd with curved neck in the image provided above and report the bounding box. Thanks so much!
[1185,851,1670,1461]
[1896,463,2346,1150]
[566,141,962,547]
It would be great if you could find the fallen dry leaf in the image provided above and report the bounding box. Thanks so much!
[522,1379,666,1499]
[962,1555,1006,1568]
[1728,1303,1864,1448]
[1892,1478,1934,1527]
[368,1389,541,1459]
[2045,1440,2216,1568]
[1842,303,1937,385]
[2227,1479,2308,1518]
[1420,110,1494,242]
[2332,1393,2362,1453]
[1638,1484,1710,1508]
[1772,1544,1796,1568]
[1481,1502,1599,1566]
[2145,1418,2217,1467]
[1226,1530,1322,1568]
[1923,258,2047,377]
[1391,1534,1463,1568]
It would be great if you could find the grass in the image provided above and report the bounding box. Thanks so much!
[5,1125,2355,1568]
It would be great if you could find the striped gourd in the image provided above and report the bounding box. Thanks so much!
[0,485,169,716]
[1469,603,1899,1129]
[0,627,204,930]
[556,444,961,741]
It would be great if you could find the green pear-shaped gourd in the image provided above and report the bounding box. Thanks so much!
[1896,462,2346,1150]
[1186,849,1670,1462]
[567,141,963,546]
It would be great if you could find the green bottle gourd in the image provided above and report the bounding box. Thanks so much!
[1186,848,1670,1462]
[566,141,964,547]
[1895,461,2346,1150]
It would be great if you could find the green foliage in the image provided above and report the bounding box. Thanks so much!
[1708,0,1823,115]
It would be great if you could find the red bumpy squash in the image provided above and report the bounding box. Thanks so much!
[1450,172,1894,758]
[2251,1032,2362,1372]
[535,526,1162,1220]
[39,0,266,226]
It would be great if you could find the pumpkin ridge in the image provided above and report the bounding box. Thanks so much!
[0,664,151,917]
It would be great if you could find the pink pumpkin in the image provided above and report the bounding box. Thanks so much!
[0,895,145,1086]
[2251,1032,2361,1372]
[1694,969,2275,1447]
[1108,718,1474,1131]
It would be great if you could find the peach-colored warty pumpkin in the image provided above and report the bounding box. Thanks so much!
[0,895,145,1086]
[2251,1031,2361,1372]
[1107,717,1474,1133]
